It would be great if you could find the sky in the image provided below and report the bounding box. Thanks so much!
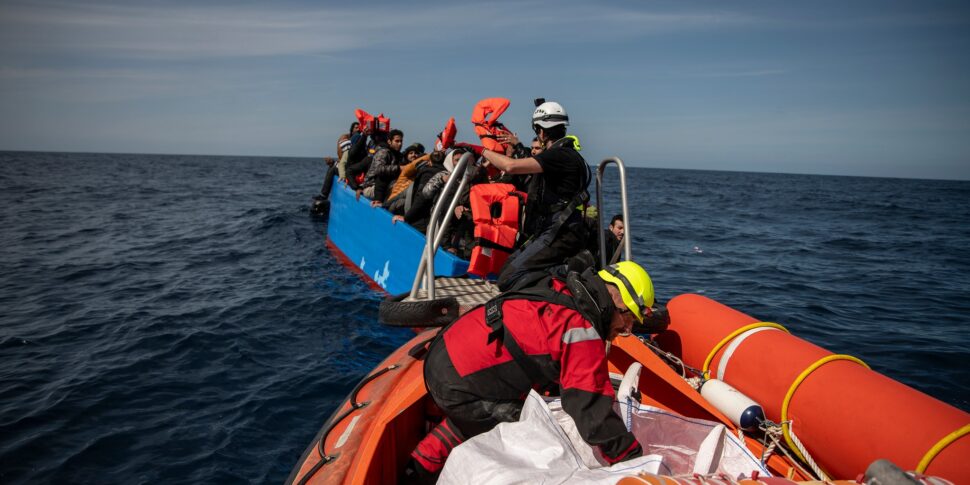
[1,0,968,180]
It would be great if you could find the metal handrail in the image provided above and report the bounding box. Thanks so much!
[409,152,475,299]
[596,157,632,267]
[408,153,630,299]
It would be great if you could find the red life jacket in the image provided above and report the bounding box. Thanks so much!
[375,113,390,132]
[471,97,511,153]
[435,117,457,151]
[354,108,374,132]
[354,109,391,132]
[467,183,526,278]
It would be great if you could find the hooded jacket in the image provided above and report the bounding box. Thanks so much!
[401,153,450,232]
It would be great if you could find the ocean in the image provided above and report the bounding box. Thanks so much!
[1,151,967,483]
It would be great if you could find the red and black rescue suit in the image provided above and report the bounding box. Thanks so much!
[410,270,642,478]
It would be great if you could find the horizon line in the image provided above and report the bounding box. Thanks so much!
[2,148,967,183]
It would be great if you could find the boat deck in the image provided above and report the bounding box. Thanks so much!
[406,277,500,309]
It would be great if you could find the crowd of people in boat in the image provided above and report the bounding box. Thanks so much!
[301,99,966,485]
[314,98,628,273]
[315,98,663,483]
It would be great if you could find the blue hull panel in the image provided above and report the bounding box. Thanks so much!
[327,178,469,295]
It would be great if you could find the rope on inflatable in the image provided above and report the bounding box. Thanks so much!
[917,423,970,474]
[787,426,828,481]
[780,354,870,481]
[758,420,816,481]
[638,335,704,379]
[701,322,789,377]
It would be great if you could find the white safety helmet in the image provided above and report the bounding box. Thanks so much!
[532,101,569,129]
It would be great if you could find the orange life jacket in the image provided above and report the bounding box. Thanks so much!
[355,109,391,133]
[435,117,457,151]
[355,108,374,132]
[467,183,526,278]
[375,113,390,132]
[471,98,511,153]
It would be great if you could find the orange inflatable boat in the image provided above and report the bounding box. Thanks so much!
[286,328,811,485]
[286,295,968,484]
[655,294,969,481]
[294,152,966,484]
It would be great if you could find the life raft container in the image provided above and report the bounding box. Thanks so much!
[467,183,525,278]
[436,117,457,151]
[471,97,511,153]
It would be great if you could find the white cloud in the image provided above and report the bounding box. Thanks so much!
[0,1,762,61]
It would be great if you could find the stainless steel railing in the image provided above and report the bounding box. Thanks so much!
[409,153,631,300]
[596,157,632,267]
[409,151,475,299]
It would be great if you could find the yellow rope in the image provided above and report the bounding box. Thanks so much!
[780,354,869,468]
[917,423,970,473]
[701,322,788,376]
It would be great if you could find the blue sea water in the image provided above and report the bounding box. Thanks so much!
[0,151,967,483]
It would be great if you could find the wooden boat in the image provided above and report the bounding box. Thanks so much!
[290,156,969,484]
[326,176,469,295]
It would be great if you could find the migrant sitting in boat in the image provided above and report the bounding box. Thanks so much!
[316,97,598,282]
[603,213,624,265]
[383,143,427,214]
[391,149,454,233]
[403,261,655,483]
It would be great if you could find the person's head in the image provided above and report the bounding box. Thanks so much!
[530,137,543,156]
[349,121,359,134]
[598,261,654,338]
[532,100,569,144]
[609,214,624,240]
[403,143,425,162]
[371,129,387,144]
[388,129,404,152]
[451,147,469,164]
[429,150,446,167]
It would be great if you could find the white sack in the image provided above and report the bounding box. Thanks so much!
[438,390,769,484]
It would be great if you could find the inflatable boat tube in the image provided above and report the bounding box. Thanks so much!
[655,294,970,481]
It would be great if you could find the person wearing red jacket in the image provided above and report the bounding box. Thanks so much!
[404,261,655,483]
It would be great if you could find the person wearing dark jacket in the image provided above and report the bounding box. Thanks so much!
[603,214,624,264]
[403,261,654,483]
[481,100,591,291]
[345,124,380,190]
[362,129,404,205]
[392,149,455,233]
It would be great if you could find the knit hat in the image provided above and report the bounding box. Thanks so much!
[403,143,425,157]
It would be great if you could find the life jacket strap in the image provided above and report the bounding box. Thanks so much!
[474,238,515,254]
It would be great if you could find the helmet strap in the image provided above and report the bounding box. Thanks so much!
[607,266,645,315]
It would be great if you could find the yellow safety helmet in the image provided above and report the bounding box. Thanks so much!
[598,261,654,322]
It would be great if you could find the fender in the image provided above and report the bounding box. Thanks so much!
[435,117,457,151]
[471,98,511,153]
[467,183,526,278]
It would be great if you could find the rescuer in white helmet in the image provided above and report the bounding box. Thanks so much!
[481,98,591,291]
